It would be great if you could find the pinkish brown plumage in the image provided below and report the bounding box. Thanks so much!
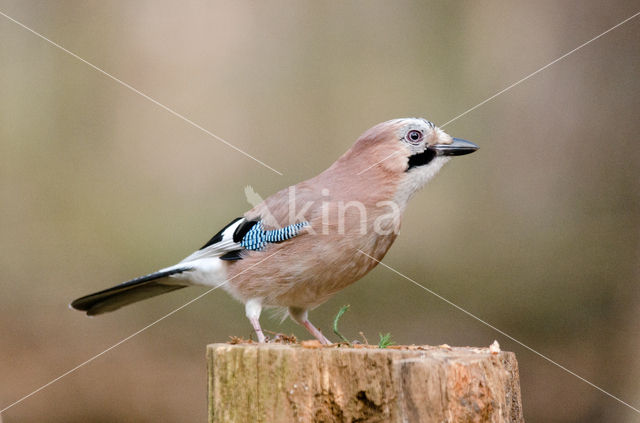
[71,118,478,344]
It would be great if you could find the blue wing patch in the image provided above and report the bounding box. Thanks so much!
[240,221,309,251]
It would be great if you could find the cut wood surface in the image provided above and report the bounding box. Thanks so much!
[207,342,523,423]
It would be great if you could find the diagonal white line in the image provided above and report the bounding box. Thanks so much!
[353,10,640,176]
[0,10,283,176]
[357,249,640,414]
[0,250,280,414]
[440,11,640,128]
[356,151,401,175]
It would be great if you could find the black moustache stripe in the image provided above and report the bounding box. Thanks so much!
[407,149,436,171]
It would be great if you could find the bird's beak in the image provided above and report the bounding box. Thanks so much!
[429,138,479,156]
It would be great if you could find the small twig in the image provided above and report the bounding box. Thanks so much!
[359,331,369,345]
[333,304,352,346]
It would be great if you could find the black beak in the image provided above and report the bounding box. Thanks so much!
[428,138,479,156]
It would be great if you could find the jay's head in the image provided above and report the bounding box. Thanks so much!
[344,118,478,202]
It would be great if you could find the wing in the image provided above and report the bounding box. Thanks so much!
[180,217,309,263]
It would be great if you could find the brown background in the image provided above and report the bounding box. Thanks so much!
[1,1,639,422]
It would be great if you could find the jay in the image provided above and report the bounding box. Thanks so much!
[71,118,478,344]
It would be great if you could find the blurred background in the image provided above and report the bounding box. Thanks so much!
[1,1,638,421]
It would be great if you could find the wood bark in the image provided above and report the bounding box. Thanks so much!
[207,343,523,423]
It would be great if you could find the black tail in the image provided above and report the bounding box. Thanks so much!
[70,267,192,316]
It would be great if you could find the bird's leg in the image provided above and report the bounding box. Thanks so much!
[288,307,331,345]
[245,299,266,343]
[302,320,332,345]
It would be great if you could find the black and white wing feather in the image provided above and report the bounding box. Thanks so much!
[180,217,309,262]
[179,217,257,262]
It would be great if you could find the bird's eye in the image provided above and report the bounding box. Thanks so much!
[406,130,423,143]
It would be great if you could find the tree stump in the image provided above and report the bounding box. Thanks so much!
[207,343,523,423]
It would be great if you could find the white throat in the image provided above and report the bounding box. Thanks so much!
[393,156,450,208]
